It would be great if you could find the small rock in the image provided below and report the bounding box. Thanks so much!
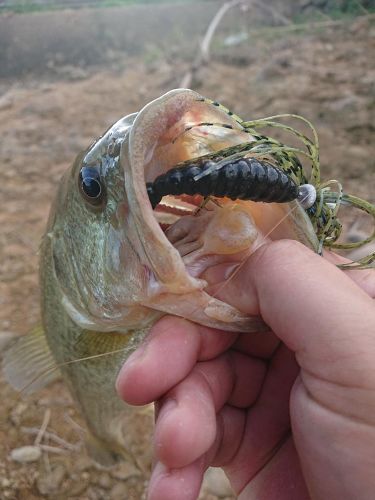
[10,401,28,425]
[10,445,42,463]
[1,478,10,488]
[110,462,141,480]
[75,456,93,471]
[0,95,13,111]
[97,472,112,489]
[36,464,66,495]
[202,468,234,498]
[109,482,128,500]
[64,477,89,496]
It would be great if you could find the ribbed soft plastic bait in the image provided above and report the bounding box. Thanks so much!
[147,156,303,207]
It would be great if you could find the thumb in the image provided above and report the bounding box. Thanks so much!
[205,240,375,403]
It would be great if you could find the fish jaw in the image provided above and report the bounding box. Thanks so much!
[124,89,255,292]
[117,89,317,332]
[48,89,317,334]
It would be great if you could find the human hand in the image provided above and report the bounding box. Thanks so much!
[116,240,375,500]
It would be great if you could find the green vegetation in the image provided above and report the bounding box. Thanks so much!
[0,0,201,15]
[1,0,373,17]
[292,0,374,23]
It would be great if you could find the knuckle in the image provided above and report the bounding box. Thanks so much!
[253,239,312,274]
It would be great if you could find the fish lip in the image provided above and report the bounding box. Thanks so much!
[115,90,318,333]
[122,89,205,294]
[121,89,319,294]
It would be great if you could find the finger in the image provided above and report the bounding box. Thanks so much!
[226,344,299,493]
[238,436,310,500]
[210,404,247,468]
[205,240,375,387]
[232,330,280,360]
[324,249,375,297]
[201,246,375,362]
[202,262,282,360]
[154,353,266,468]
[205,247,375,299]
[227,351,267,408]
[116,316,236,405]
[154,369,217,469]
[149,405,249,500]
[148,460,205,500]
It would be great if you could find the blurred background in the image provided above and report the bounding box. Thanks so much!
[0,0,374,498]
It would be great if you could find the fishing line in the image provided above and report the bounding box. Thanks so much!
[207,194,309,301]
[20,347,131,395]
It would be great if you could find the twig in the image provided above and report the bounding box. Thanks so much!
[200,0,244,63]
[34,408,51,447]
[179,0,291,89]
[22,426,81,451]
[43,451,52,473]
[354,0,369,15]
[180,0,246,88]
[251,0,291,25]
[64,412,85,436]
[39,444,70,455]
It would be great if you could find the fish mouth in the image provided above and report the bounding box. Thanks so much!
[121,89,316,331]
[125,90,255,286]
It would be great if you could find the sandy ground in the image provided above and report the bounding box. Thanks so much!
[0,14,374,500]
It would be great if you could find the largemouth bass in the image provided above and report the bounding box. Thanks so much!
[3,88,332,465]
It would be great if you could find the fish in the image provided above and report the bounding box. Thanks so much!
[3,89,322,465]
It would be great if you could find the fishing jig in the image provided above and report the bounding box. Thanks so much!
[147,96,375,269]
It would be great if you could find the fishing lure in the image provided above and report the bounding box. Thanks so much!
[147,156,315,208]
[147,96,375,269]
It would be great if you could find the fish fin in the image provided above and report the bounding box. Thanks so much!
[85,431,138,467]
[85,433,122,466]
[2,325,61,394]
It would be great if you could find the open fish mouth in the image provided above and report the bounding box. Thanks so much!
[129,90,262,279]
[120,89,317,332]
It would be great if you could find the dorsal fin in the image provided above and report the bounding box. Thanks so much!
[2,326,60,394]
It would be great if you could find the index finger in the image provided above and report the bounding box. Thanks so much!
[208,240,375,387]
[323,249,375,298]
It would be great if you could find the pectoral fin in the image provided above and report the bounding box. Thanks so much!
[2,326,60,394]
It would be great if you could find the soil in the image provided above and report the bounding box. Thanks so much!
[0,11,374,500]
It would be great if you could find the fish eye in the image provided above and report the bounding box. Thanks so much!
[79,166,105,206]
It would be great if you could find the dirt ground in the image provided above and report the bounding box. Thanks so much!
[0,12,374,500]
